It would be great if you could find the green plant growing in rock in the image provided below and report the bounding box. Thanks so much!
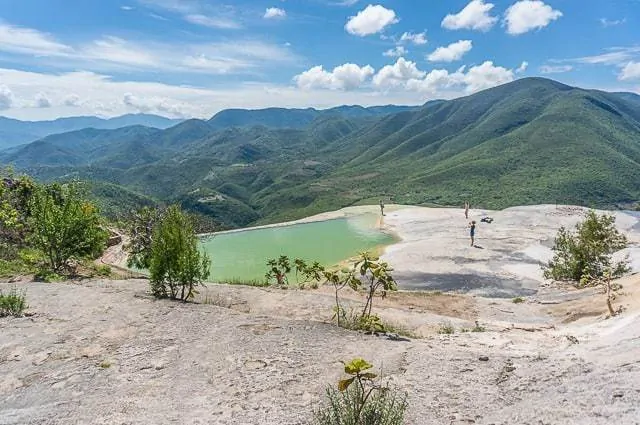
[28,181,108,274]
[313,358,408,425]
[355,253,397,319]
[0,287,28,317]
[438,322,455,334]
[149,205,210,301]
[265,255,291,286]
[512,297,525,304]
[325,268,360,328]
[543,211,629,284]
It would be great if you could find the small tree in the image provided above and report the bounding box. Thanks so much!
[265,255,291,286]
[124,207,163,269]
[543,211,630,284]
[0,170,36,258]
[28,182,108,273]
[149,205,210,301]
[356,253,397,319]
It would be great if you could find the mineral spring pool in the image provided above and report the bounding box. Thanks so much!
[200,214,395,283]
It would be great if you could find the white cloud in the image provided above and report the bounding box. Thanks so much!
[264,7,286,19]
[137,0,241,29]
[399,31,427,45]
[383,46,408,58]
[463,61,514,92]
[504,0,562,35]
[294,63,375,90]
[345,5,399,36]
[539,64,572,74]
[0,22,297,76]
[377,60,515,95]
[373,58,426,88]
[516,61,528,73]
[184,14,242,29]
[442,0,498,32]
[0,23,74,57]
[64,94,82,107]
[619,62,640,81]
[0,84,14,110]
[35,92,52,108]
[123,92,188,116]
[121,6,134,11]
[427,40,473,62]
[600,18,626,28]
[573,47,640,65]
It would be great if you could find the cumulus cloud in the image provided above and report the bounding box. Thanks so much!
[64,94,82,107]
[345,5,398,36]
[373,58,426,88]
[399,31,427,45]
[294,63,375,90]
[516,61,528,73]
[539,64,572,74]
[375,60,515,95]
[0,85,14,110]
[442,0,498,32]
[504,0,562,35]
[619,62,640,81]
[427,40,473,63]
[123,92,188,116]
[264,7,286,19]
[383,46,408,58]
[35,92,52,108]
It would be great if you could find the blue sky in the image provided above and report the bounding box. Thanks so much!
[0,0,638,120]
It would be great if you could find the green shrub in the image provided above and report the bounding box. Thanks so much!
[0,287,28,317]
[28,182,108,273]
[149,205,210,301]
[94,264,112,277]
[313,358,407,425]
[543,211,629,284]
[471,320,486,332]
[437,322,455,334]
[512,297,525,304]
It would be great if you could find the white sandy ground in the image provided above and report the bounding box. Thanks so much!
[2,205,640,425]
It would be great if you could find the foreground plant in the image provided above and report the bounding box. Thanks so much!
[265,255,292,286]
[149,205,210,301]
[313,358,407,425]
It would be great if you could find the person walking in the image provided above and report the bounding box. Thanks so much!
[379,199,385,216]
[469,220,476,247]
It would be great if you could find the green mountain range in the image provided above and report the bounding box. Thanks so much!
[2,77,639,229]
[0,113,183,149]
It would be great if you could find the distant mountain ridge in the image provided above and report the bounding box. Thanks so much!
[0,113,184,149]
[2,77,640,229]
[207,104,421,130]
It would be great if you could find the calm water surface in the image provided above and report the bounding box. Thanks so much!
[200,214,394,282]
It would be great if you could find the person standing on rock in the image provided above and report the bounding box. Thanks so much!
[469,220,476,247]
[380,199,385,216]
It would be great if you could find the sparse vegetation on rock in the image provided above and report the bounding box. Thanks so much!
[0,287,27,317]
[313,358,407,425]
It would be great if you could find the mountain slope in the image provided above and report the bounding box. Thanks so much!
[0,113,183,149]
[3,78,640,228]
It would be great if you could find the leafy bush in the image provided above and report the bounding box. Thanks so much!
[313,358,407,425]
[512,297,525,304]
[0,287,28,317]
[28,182,108,273]
[149,205,210,301]
[543,211,630,284]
